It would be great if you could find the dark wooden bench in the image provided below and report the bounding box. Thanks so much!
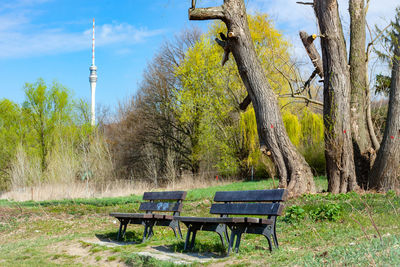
[175,189,287,254]
[110,191,187,242]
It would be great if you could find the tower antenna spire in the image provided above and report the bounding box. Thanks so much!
[92,18,95,66]
[89,18,97,126]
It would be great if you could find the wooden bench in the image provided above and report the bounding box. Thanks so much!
[110,191,187,242]
[175,189,287,254]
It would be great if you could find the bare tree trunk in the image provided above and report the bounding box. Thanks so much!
[369,30,400,192]
[314,0,358,193]
[349,0,376,188]
[189,0,315,196]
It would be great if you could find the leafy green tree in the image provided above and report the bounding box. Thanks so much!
[22,78,74,171]
[174,13,321,180]
[174,36,238,174]
[0,99,25,190]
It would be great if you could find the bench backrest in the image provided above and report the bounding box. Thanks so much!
[210,189,287,216]
[139,191,187,215]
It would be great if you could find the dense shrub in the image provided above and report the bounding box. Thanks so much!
[283,205,306,223]
[283,203,343,223]
[308,203,343,221]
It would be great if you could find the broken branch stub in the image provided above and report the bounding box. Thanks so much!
[239,95,251,111]
[188,6,225,20]
[299,31,324,78]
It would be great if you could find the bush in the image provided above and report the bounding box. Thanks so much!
[283,205,306,223]
[309,203,342,221]
[283,203,343,223]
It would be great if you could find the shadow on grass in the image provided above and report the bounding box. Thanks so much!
[153,243,227,259]
[167,239,227,256]
[95,230,142,245]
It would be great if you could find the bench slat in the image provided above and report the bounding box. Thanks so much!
[109,213,153,219]
[176,216,245,223]
[143,191,187,201]
[210,203,284,216]
[139,202,183,212]
[213,189,287,202]
[175,216,274,224]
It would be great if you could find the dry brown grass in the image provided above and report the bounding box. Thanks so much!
[0,174,231,202]
[3,132,232,202]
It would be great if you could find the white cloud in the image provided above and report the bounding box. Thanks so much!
[0,0,165,59]
[0,22,164,59]
[0,0,165,60]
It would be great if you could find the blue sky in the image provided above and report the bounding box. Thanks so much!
[0,0,397,112]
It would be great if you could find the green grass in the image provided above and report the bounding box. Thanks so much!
[0,177,399,266]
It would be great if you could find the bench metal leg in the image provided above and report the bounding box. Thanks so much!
[142,225,148,242]
[170,220,183,239]
[263,234,273,252]
[224,225,230,244]
[234,232,242,253]
[262,225,274,251]
[148,225,154,239]
[272,224,279,248]
[184,225,198,250]
[122,222,128,238]
[189,229,197,249]
[228,229,241,254]
[184,226,195,250]
[228,231,242,254]
[215,224,228,248]
[117,221,123,241]
[228,230,235,255]
[184,227,192,250]
[117,219,128,241]
[178,222,183,239]
[171,226,178,238]
[142,221,155,242]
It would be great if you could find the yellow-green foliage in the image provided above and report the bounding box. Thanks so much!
[240,108,261,168]
[283,111,302,147]
[0,100,25,190]
[300,108,324,145]
[299,108,325,174]
[174,36,239,175]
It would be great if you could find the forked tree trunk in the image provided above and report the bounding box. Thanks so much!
[349,0,377,188]
[314,0,358,193]
[189,0,315,196]
[369,31,400,191]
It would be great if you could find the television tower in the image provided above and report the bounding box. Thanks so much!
[89,18,97,126]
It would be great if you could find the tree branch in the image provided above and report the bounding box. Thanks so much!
[299,31,324,78]
[215,33,231,66]
[189,6,225,20]
[296,1,313,6]
[366,23,391,63]
[303,69,318,97]
[239,95,251,111]
[279,94,323,106]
